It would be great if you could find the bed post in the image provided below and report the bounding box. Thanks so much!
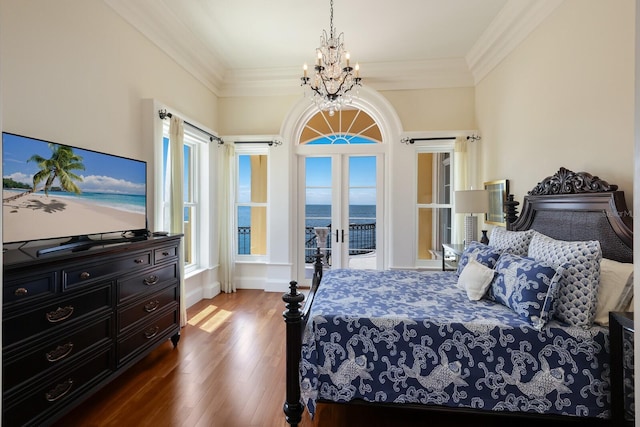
[282,280,305,427]
[313,248,324,285]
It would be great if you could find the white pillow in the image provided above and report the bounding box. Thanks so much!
[457,258,496,301]
[594,258,634,326]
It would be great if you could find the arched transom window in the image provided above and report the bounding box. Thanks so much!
[299,108,382,145]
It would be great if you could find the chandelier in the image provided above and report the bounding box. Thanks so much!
[301,0,362,116]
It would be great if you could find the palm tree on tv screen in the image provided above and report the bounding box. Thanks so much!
[29,143,85,196]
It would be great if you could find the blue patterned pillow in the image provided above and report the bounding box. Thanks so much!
[527,232,602,328]
[456,242,502,276]
[489,253,562,329]
[489,227,535,257]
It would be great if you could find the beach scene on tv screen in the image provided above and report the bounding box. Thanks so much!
[2,133,146,243]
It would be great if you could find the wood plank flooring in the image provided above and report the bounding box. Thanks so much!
[54,290,293,427]
[52,290,611,427]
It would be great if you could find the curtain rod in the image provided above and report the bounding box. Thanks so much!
[158,109,224,144]
[400,135,481,145]
[234,140,283,147]
[401,136,455,145]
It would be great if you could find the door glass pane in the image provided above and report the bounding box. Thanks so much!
[418,207,452,260]
[238,155,251,203]
[348,156,376,268]
[237,206,267,255]
[417,153,433,204]
[183,206,192,263]
[183,144,192,202]
[305,157,333,272]
[250,206,266,255]
[237,154,268,256]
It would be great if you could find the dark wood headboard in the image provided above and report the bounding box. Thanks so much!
[509,168,633,263]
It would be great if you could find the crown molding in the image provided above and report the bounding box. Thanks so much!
[104,0,225,95]
[466,0,564,85]
[219,58,475,98]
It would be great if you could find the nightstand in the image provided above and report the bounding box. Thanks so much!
[610,311,634,426]
[442,243,465,271]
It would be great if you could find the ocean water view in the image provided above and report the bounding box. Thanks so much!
[238,204,376,257]
[237,204,376,227]
[3,189,146,214]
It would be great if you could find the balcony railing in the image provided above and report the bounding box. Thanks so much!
[238,223,376,262]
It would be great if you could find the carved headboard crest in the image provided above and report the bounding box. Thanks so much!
[528,167,618,195]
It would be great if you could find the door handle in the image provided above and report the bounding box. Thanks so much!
[336,230,339,243]
[341,229,345,243]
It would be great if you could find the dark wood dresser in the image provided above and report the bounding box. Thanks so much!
[2,235,182,426]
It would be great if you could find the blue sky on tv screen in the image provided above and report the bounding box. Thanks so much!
[2,133,146,195]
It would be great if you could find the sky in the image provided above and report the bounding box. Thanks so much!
[236,154,377,206]
[305,156,376,205]
[3,133,146,195]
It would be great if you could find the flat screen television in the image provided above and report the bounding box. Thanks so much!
[2,132,148,255]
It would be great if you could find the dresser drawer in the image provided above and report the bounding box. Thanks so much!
[118,286,178,333]
[63,251,152,289]
[3,316,112,392]
[117,308,179,365]
[3,284,112,347]
[117,263,178,304]
[4,271,57,305]
[3,347,112,427]
[154,244,178,263]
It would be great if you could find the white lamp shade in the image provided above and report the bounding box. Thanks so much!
[455,190,489,214]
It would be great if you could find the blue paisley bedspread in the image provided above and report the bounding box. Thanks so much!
[300,269,610,419]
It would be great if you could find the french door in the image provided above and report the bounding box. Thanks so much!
[300,154,382,279]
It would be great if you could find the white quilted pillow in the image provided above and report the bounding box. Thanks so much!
[489,227,535,257]
[527,232,602,328]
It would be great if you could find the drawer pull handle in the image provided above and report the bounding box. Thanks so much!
[144,300,160,313]
[144,326,160,339]
[134,258,144,264]
[143,275,159,286]
[162,251,170,256]
[46,342,74,362]
[46,306,74,323]
[45,379,74,402]
[79,271,91,280]
[14,287,28,297]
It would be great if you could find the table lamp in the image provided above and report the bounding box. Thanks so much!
[455,189,489,246]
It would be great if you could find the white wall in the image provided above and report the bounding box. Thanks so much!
[476,0,635,208]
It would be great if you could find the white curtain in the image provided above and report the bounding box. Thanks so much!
[218,143,236,293]
[168,116,187,326]
[453,137,469,244]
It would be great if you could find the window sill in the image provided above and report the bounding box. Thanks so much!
[185,266,207,279]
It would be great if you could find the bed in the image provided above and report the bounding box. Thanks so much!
[282,168,634,426]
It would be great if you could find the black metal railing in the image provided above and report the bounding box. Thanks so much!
[238,224,376,262]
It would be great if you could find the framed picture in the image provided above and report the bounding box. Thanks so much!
[484,179,509,226]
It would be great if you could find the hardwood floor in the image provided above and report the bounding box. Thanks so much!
[52,290,611,427]
[54,290,293,427]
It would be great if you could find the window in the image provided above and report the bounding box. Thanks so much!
[236,150,268,257]
[300,108,381,145]
[416,149,454,265]
[161,123,207,271]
